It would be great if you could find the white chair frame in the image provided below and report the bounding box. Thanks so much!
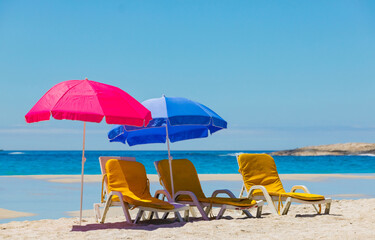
[154,160,263,220]
[93,156,189,224]
[236,155,332,215]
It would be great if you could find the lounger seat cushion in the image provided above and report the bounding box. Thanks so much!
[176,195,258,207]
[252,191,325,201]
[281,192,325,201]
[106,159,174,210]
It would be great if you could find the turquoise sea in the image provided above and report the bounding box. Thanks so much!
[1,150,375,175]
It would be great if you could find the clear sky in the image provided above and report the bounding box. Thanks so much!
[1,0,375,151]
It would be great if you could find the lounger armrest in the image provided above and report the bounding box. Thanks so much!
[247,185,279,215]
[211,189,236,198]
[175,191,201,205]
[107,191,124,201]
[247,185,268,195]
[154,189,173,202]
[290,185,310,193]
[247,185,273,200]
[175,191,209,220]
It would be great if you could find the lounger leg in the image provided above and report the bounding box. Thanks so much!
[267,200,278,215]
[247,186,278,215]
[281,199,292,215]
[273,200,279,209]
[325,202,331,214]
[174,191,209,220]
[184,209,189,222]
[242,209,252,218]
[204,206,212,215]
[216,206,226,220]
[134,210,144,224]
[93,203,101,222]
[196,204,210,220]
[312,204,319,214]
[119,201,132,224]
[147,211,154,220]
[174,212,184,222]
[100,198,112,223]
[162,212,169,219]
[141,212,147,221]
[189,207,197,218]
[256,205,263,218]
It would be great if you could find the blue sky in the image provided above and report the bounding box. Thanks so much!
[1,1,375,150]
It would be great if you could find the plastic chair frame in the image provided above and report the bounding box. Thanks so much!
[93,156,189,224]
[154,160,263,221]
[236,155,332,216]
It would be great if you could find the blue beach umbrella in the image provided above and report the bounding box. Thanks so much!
[108,95,227,197]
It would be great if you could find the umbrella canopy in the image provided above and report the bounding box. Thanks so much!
[142,95,226,128]
[109,122,211,146]
[108,95,227,146]
[25,79,152,126]
[108,95,227,198]
[25,79,152,225]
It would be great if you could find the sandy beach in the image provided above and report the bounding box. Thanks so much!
[1,198,375,239]
[1,173,375,239]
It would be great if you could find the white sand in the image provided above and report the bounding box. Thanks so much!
[3,173,374,183]
[1,199,374,239]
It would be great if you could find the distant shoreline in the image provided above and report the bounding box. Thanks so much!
[271,142,375,156]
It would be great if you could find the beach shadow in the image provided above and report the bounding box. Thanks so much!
[71,219,187,232]
[295,213,342,218]
[259,213,272,216]
[220,216,265,220]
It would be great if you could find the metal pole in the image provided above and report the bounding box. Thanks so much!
[79,122,86,225]
[165,123,174,199]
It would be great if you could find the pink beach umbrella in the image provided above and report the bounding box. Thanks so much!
[25,78,152,225]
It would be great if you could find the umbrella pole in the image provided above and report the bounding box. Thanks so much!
[79,122,86,225]
[165,125,174,199]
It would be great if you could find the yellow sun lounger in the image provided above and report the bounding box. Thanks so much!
[154,159,263,220]
[237,153,332,215]
[93,156,189,224]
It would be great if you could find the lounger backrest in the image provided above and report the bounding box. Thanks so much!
[156,159,206,199]
[237,154,285,194]
[99,156,136,191]
[105,159,153,200]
